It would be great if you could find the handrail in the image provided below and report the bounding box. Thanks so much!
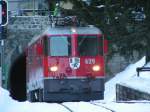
[8,9,53,16]
[136,67,150,77]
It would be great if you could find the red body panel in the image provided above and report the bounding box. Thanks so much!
[43,56,104,78]
[77,56,104,77]
[45,57,72,78]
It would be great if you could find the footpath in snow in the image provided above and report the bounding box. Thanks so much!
[1,56,150,112]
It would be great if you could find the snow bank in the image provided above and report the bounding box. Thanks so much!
[102,101,150,112]
[0,87,68,112]
[104,56,146,102]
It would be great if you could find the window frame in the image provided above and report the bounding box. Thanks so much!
[77,34,102,56]
[47,35,72,57]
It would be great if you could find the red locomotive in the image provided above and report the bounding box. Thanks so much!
[26,25,108,102]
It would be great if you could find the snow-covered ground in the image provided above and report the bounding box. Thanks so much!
[1,56,150,112]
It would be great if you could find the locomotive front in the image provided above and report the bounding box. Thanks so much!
[27,26,107,102]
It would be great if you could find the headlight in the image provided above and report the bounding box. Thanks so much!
[71,27,77,33]
[50,66,58,72]
[92,65,100,72]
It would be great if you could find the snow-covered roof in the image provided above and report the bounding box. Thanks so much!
[104,56,146,102]
[44,26,102,35]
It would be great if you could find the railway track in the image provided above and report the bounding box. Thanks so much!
[59,102,116,112]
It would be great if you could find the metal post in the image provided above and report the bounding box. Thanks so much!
[0,0,2,87]
[0,0,7,88]
[1,39,4,87]
[0,50,1,86]
[33,0,35,15]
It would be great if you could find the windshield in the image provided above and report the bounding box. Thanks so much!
[78,35,99,56]
[49,36,71,56]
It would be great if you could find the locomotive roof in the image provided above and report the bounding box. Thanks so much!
[28,26,102,46]
[44,26,102,35]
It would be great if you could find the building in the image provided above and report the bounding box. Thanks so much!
[8,0,48,16]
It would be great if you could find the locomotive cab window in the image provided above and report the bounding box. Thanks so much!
[78,35,99,56]
[49,36,71,56]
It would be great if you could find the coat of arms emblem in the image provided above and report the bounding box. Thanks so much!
[69,57,80,69]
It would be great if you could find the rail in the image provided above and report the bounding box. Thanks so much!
[59,103,74,112]
[136,67,150,77]
[90,102,116,112]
